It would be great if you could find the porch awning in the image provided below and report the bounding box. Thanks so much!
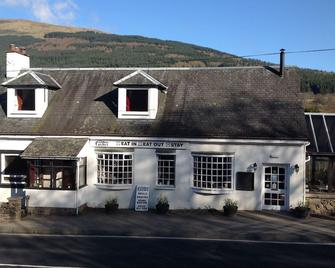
[21,138,88,159]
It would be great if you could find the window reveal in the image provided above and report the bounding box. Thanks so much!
[193,155,233,190]
[126,90,148,112]
[28,160,76,190]
[97,153,133,185]
[16,89,35,111]
[157,154,175,186]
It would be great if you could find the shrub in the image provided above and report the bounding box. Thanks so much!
[292,201,310,219]
[223,198,238,216]
[156,195,169,214]
[105,198,119,213]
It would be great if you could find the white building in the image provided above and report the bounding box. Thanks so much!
[0,46,309,213]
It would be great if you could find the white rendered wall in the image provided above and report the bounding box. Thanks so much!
[79,140,306,211]
[6,52,30,78]
[0,137,306,210]
[25,189,76,208]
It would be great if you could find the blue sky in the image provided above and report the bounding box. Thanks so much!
[0,0,335,71]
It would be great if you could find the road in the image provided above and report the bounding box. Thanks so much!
[0,234,334,268]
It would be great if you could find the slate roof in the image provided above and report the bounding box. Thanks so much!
[21,138,87,159]
[0,67,308,140]
[2,71,61,89]
[305,113,335,155]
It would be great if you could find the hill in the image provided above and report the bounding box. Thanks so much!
[0,19,334,112]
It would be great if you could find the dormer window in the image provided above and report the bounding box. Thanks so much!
[2,70,61,118]
[113,70,167,120]
[16,89,35,111]
[126,89,148,112]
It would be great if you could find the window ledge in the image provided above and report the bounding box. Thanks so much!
[192,187,233,195]
[94,184,132,190]
[154,185,176,190]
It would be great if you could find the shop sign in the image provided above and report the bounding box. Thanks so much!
[94,140,186,149]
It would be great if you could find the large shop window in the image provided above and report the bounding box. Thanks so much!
[16,89,35,111]
[1,154,27,184]
[97,153,133,185]
[193,154,234,191]
[157,154,175,187]
[28,160,76,190]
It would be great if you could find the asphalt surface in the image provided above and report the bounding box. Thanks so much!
[0,234,334,268]
[1,210,334,243]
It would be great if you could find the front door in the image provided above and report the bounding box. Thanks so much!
[263,165,288,210]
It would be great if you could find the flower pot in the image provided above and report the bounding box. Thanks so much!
[105,203,119,214]
[156,203,169,214]
[223,206,238,216]
[293,207,310,219]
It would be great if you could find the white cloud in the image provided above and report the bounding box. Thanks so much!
[0,0,78,24]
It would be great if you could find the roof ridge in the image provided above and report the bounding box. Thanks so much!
[29,65,290,71]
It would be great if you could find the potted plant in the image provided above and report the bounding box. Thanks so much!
[156,195,169,214]
[105,198,119,213]
[223,198,238,216]
[292,201,310,219]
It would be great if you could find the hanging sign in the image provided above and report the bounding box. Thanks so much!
[135,185,150,211]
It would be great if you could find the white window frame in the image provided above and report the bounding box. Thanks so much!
[156,153,176,189]
[1,153,27,185]
[118,87,158,119]
[192,153,234,194]
[95,152,133,190]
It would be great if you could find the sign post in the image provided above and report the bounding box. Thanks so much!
[135,185,150,211]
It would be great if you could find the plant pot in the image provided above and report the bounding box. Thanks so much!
[156,203,169,214]
[105,203,119,214]
[223,206,238,216]
[293,207,310,219]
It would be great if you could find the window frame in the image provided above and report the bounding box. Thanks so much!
[96,152,134,190]
[156,152,176,189]
[27,159,77,190]
[118,87,158,119]
[192,153,235,194]
[1,153,27,185]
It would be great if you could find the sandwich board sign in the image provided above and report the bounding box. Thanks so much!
[135,185,150,211]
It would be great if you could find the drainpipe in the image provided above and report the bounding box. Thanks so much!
[75,159,80,215]
[303,142,311,203]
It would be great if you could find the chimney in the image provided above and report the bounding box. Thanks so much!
[6,44,30,78]
[279,48,285,77]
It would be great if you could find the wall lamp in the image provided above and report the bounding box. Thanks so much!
[252,163,257,172]
[294,164,299,173]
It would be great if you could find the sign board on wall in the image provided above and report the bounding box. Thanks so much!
[135,185,150,211]
[93,140,186,149]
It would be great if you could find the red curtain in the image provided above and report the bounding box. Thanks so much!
[126,95,131,111]
[17,92,23,111]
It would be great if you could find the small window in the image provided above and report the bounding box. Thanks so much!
[157,154,175,187]
[16,89,35,111]
[1,154,27,183]
[126,89,148,112]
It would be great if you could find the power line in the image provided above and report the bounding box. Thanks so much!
[239,48,335,59]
